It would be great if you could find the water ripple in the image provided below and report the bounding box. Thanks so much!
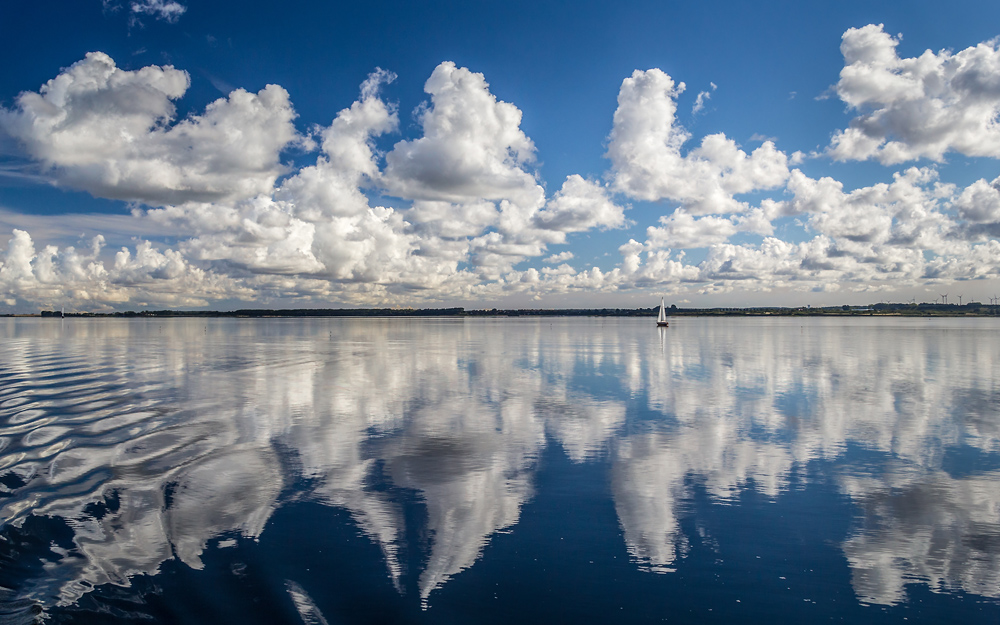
[0,345,198,532]
[0,317,998,621]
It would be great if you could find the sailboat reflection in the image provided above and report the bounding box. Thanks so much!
[0,316,997,616]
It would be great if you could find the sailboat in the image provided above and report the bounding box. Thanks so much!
[656,297,669,327]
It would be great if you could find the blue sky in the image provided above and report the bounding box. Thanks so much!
[2,0,1000,310]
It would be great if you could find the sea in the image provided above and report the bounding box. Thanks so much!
[0,316,997,624]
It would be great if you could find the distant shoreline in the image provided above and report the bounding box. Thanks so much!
[10,303,1000,318]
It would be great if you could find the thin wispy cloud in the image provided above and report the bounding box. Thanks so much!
[129,0,187,24]
[691,82,716,115]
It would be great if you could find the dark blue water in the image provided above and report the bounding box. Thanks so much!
[0,317,998,624]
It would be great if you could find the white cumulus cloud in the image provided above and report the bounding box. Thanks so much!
[955,176,1000,224]
[383,61,540,206]
[607,69,789,213]
[544,251,574,264]
[829,24,1000,164]
[533,175,627,235]
[0,52,300,206]
[646,210,739,250]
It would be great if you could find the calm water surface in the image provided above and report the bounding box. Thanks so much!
[0,317,998,623]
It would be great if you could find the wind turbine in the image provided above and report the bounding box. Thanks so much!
[958,295,963,306]
[940,293,948,305]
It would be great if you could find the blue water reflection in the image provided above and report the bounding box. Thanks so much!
[0,316,997,623]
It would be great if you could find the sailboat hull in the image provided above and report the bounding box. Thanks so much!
[656,321,669,327]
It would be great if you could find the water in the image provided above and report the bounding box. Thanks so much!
[0,316,997,624]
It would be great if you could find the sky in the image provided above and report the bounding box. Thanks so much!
[3,0,1000,311]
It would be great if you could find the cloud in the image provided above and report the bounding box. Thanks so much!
[829,24,1000,164]
[277,68,398,221]
[383,62,540,206]
[637,166,997,292]
[533,175,627,235]
[788,166,957,253]
[643,204,773,251]
[955,176,1000,223]
[691,82,716,115]
[544,251,574,264]
[2,41,1000,310]
[607,69,789,213]
[407,200,499,239]
[138,69,467,292]
[586,161,999,294]
[0,228,247,309]
[646,210,739,249]
[0,52,300,206]
[379,65,629,275]
[127,1,186,24]
[0,208,184,245]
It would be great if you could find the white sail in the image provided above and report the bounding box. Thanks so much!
[657,298,667,323]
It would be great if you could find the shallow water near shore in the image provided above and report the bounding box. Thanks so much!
[0,316,998,624]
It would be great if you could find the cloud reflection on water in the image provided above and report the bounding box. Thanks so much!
[0,317,997,612]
